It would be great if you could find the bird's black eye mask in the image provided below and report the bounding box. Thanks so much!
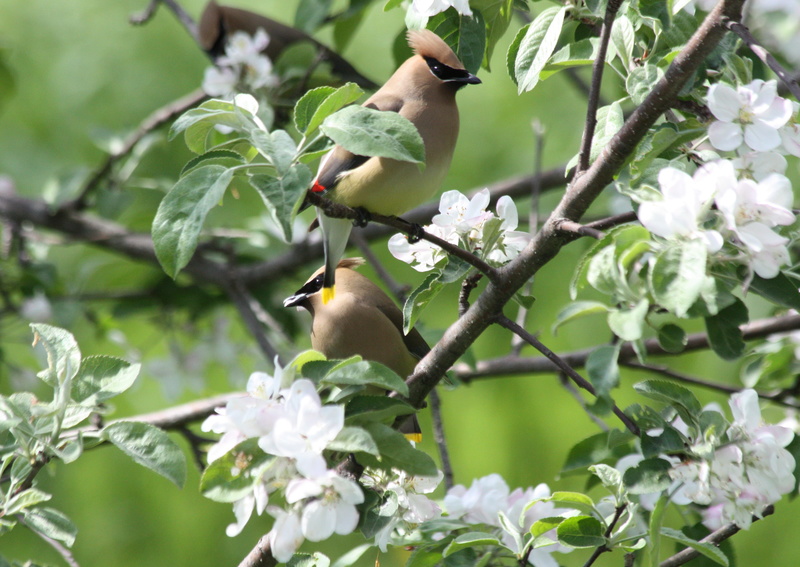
[284,273,325,307]
[423,56,470,82]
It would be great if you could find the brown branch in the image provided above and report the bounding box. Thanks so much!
[585,211,638,232]
[403,0,746,414]
[429,388,454,491]
[306,192,499,281]
[453,313,800,382]
[556,219,605,240]
[224,278,284,364]
[494,315,640,436]
[582,504,627,567]
[350,230,409,302]
[724,19,800,101]
[659,505,774,567]
[237,534,277,567]
[576,0,624,174]
[131,0,198,41]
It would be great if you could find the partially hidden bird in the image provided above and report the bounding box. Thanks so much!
[284,258,430,441]
[311,29,481,304]
[198,0,377,89]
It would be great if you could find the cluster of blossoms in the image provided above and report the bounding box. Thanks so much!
[202,28,278,98]
[360,468,443,550]
[389,189,530,271]
[637,157,794,278]
[443,474,573,567]
[201,361,363,561]
[618,389,796,530]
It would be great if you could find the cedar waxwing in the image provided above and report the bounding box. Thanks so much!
[311,29,481,304]
[198,1,377,90]
[284,258,430,441]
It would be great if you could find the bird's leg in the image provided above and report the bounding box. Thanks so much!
[352,207,372,228]
[407,222,425,244]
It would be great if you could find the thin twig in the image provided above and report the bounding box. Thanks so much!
[724,19,800,101]
[237,534,277,567]
[558,373,609,431]
[131,0,199,42]
[458,273,483,317]
[556,219,605,240]
[27,525,81,567]
[585,211,638,232]
[582,504,627,567]
[306,192,499,281]
[494,315,640,436]
[576,0,624,175]
[659,505,774,567]
[428,388,454,490]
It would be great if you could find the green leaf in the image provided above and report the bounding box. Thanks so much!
[152,165,234,278]
[586,344,621,400]
[5,488,51,515]
[474,0,514,70]
[505,23,528,83]
[101,422,187,487]
[626,64,664,105]
[30,324,81,388]
[294,0,332,33]
[294,83,364,136]
[345,395,416,424]
[583,101,624,168]
[443,532,501,557]
[23,507,77,547]
[657,323,687,353]
[514,6,567,93]
[250,129,297,175]
[660,527,730,566]
[428,9,486,74]
[562,430,634,472]
[320,105,425,164]
[181,148,246,176]
[704,298,748,360]
[611,15,635,68]
[548,492,596,516]
[250,163,313,243]
[634,380,702,425]
[531,516,565,538]
[71,356,140,405]
[556,515,605,548]
[327,425,380,455]
[540,38,599,79]
[552,301,609,334]
[649,239,708,317]
[358,422,437,475]
[608,299,649,341]
[403,272,446,334]
[288,552,331,567]
[171,99,262,154]
[322,360,409,397]
[200,439,273,503]
[589,464,623,493]
[641,425,686,458]
[622,456,672,494]
[747,271,800,310]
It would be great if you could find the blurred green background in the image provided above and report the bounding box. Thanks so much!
[1,1,799,566]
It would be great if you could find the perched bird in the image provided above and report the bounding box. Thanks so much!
[311,29,481,304]
[198,0,377,89]
[284,258,430,441]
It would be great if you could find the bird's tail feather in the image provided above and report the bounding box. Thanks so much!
[318,213,353,304]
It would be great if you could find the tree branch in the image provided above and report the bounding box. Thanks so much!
[724,18,800,101]
[576,0,624,174]
[237,534,277,567]
[494,315,640,436]
[429,388,454,491]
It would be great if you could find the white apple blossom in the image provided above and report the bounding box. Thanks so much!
[202,28,278,97]
[267,508,305,562]
[736,222,791,279]
[780,101,800,157]
[637,165,723,252]
[286,470,364,541]
[258,379,344,478]
[732,151,787,181]
[668,389,796,530]
[389,190,530,271]
[707,80,792,152]
[444,473,510,526]
[714,172,795,231]
[409,0,472,19]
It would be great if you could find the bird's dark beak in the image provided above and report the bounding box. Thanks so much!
[283,290,307,308]
[463,73,481,85]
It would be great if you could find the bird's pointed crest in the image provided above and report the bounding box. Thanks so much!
[407,29,464,70]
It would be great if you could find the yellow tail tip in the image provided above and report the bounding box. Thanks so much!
[322,286,336,304]
[404,433,423,443]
